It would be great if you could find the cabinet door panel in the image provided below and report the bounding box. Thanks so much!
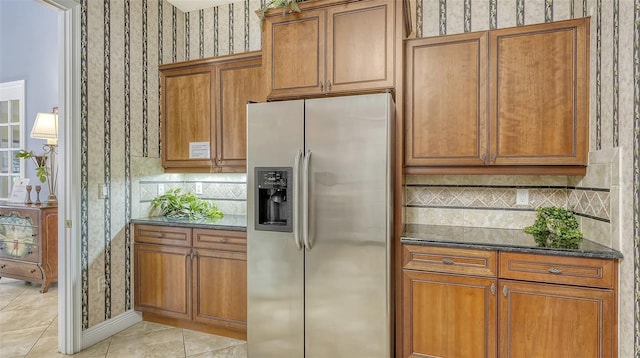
[134,243,191,319]
[403,270,497,358]
[162,67,214,168]
[490,19,588,165]
[499,280,614,358]
[266,11,325,97]
[192,248,246,329]
[327,0,393,91]
[216,57,264,169]
[405,32,488,166]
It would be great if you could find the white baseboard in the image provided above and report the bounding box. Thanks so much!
[81,310,142,349]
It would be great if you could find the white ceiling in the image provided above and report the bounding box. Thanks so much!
[166,0,236,13]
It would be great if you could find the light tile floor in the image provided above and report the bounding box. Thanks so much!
[0,278,247,357]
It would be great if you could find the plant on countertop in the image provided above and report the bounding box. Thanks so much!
[150,188,223,220]
[523,206,583,249]
[258,0,302,20]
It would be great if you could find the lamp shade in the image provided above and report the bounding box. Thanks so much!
[31,112,58,145]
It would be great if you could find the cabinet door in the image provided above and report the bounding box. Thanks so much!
[161,65,215,169]
[134,243,191,320]
[499,280,614,358]
[192,248,246,330]
[490,18,588,165]
[405,32,488,167]
[326,0,394,93]
[263,9,326,99]
[216,55,265,171]
[403,270,497,358]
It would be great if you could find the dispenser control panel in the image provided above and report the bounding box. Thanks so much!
[254,167,292,232]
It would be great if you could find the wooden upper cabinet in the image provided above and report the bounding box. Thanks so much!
[160,51,264,172]
[216,56,265,170]
[266,8,325,97]
[263,0,394,99]
[162,66,215,169]
[405,18,589,174]
[405,32,488,167]
[490,18,589,166]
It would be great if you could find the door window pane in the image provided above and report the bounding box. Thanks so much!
[0,81,25,200]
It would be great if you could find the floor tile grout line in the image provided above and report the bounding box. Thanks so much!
[24,314,58,357]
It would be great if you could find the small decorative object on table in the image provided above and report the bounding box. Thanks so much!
[25,185,32,204]
[35,185,41,205]
[524,206,584,249]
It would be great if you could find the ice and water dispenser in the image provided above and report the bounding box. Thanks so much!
[254,167,292,232]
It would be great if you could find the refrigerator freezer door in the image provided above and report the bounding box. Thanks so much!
[247,100,305,358]
[304,93,393,358]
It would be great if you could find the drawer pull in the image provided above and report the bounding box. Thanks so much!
[30,269,36,274]
[490,283,496,295]
[503,285,509,297]
[442,258,454,265]
[0,264,6,269]
[548,267,563,275]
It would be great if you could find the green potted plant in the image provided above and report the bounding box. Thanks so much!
[15,149,50,184]
[524,206,584,249]
[150,188,223,220]
[258,0,302,20]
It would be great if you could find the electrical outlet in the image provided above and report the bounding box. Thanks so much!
[516,189,529,206]
[158,184,165,195]
[195,182,203,195]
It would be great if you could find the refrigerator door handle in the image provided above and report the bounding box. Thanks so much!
[302,150,312,251]
[292,149,303,250]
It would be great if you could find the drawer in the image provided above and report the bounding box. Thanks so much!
[134,224,192,247]
[499,252,616,289]
[193,229,246,252]
[403,245,498,277]
[0,259,43,280]
[0,240,39,262]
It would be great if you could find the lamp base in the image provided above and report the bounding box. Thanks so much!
[46,194,58,206]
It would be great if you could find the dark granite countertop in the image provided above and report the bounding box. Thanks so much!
[402,224,623,259]
[131,215,246,231]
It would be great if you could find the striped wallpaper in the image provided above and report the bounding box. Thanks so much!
[77,0,639,355]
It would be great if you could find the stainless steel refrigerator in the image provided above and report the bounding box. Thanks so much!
[246,93,394,358]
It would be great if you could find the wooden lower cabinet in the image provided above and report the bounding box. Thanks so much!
[134,224,246,338]
[192,248,246,329]
[403,270,497,358]
[499,280,614,358]
[402,245,618,358]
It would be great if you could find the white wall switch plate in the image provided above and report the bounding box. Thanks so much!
[195,182,203,195]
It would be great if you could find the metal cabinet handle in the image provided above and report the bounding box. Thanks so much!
[319,81,324,92]
[442,258,454,265]
[503,285,508,297]
[491,283,496,295]
[327,80,332,91]
[481,154,487,164]
[190,250,195,260]
[302,150,312,251]
[491,154,497,163]
[292,150,303,251]
[548,267,563,275]
[30,269,36,274]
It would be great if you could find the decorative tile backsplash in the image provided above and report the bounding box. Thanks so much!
[406,183,611,223]
[138,174,247,217]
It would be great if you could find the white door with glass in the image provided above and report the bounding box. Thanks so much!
[0,80,25,200]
